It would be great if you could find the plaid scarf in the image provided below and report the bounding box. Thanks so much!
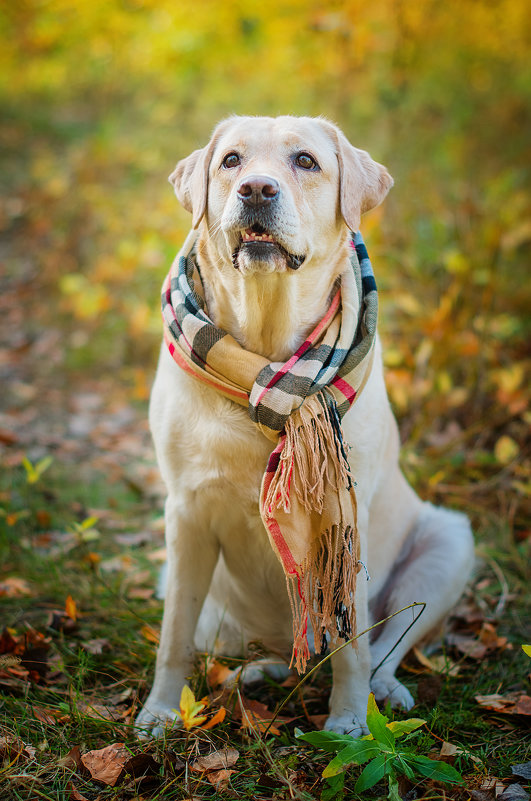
[162,230,378,672]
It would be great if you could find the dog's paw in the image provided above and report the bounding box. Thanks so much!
[135,702,182,739]
[371,676,414,711]
[323,713,369,737]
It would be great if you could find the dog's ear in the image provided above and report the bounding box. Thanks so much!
[321,121,393,231]
[169,121,230,229]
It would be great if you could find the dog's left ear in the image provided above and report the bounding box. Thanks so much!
[168,120,231,229]
[321,121,393,231]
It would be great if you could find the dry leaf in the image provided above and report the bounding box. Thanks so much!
[58,745,84,771]
[81,742,130,785]
[413,646,461,675]
[206,768,236,788]
[308,713,328,730]
[127,587,154,599]
[191,747,239,773]
[440,741,459,758]
[65,595,78,621]
[82,638,110,654]
[0,577,32,597]
[68,783,90,801]
[206,658,233,688]
[475,693,531,716]
[0,735,36,762]
[500,784,531,801]
[80,742,157,786]
[140,625,159,644]
[233,695,293,735]
[201,706,227,730]
[33,706,69,725]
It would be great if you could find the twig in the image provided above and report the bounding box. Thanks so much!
[484,554,510,618]
[264,601,426,736]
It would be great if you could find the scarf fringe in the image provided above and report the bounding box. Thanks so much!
[263,392,353,517]
[262,391,360,673]
[289,523,359,673]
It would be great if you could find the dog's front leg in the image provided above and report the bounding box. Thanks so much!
[136,495,219,737]
[325,509,371,736]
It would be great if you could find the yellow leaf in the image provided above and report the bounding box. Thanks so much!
[522,645,531,658]
[178,685,208,730]
[494,435,519,465]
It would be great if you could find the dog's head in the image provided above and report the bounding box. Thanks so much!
[170,116,392,276]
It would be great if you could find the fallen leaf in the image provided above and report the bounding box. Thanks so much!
[500,785,530,801]
[308,713,328,730]
[480,777,506,796]
[67,783,90,801]
[82,638,110,654]
[206,658,233,688]
[80,742,157,786]
[81,743,130,785]
[0,577,32,597]
[233,695,294,735]
[65,595,77,621]
[201,706,227,730]
[176,685,208,729]
[512,763,531,781]
[494,435,519,465]
[115,531,152,546]
[0,735,36,762]
[191,747,239,773]
[33,706,69,725]
[147,546,167,562]
[127,587,154,600]
[206,768,236,788]
[475,693,531,716]
[440,741,459,759]
[413,646,461,675]
[58,745,84,771]
[439,740,482,765]
[140,625,159,644]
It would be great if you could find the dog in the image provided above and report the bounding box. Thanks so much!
[136,115,474,737]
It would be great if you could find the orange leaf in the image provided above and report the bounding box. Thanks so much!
[206,658,233,688]
[65,595,77,621]
[201,706,227,730]
[140,625,159,644]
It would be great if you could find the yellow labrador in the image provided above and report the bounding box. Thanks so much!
[136,116,473,736]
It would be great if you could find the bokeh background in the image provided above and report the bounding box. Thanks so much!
[2,0,529,519]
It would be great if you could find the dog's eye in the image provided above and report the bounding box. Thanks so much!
[294,152,318,170]
[222,152,241,169]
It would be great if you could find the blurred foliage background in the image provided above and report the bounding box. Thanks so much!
[1,0,529,527]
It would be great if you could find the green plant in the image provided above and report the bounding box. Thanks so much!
[21,455,53,484]
[297,693,463,800]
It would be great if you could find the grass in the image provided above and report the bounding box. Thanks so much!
[1,452,530,800]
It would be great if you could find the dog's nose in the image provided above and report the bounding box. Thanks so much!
[237,175,280,207]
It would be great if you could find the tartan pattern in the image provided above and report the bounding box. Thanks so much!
[162,230,378,436]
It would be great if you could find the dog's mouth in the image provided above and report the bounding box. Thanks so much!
[232,223,306,271]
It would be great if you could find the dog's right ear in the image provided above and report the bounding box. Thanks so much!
[169,146,211,229]
[169,121,231,229]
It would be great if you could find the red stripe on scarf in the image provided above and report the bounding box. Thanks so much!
[164,332,248,402]
[331,375,357,405]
